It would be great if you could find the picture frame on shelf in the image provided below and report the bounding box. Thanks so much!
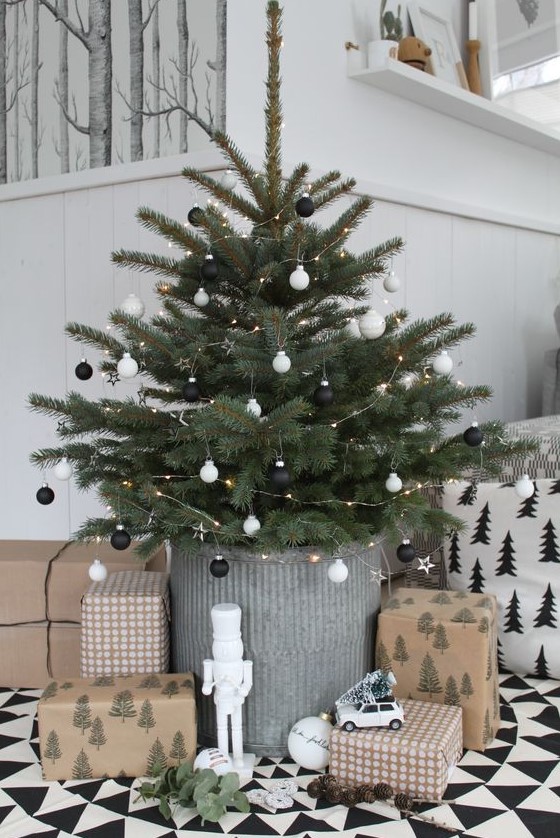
[408,3,469,90]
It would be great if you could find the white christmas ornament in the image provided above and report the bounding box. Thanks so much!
[289,264,310,290]
[88,558,108,582]
[287,712,333,770]
[358,309,386,339]
[432,350,453,375]
[383,271,401,293]
[53,457,73,481]
[220,169,237,190]
[193,748,233,775]
[194,287,210,307]
[243,514,261,536]
[515,474,535,499]
[200,458,219,483]
[385,472,403,493]
[117,352,139,379]
[120,293,145,317]
[272,350,291,373]
[246,398,262,417]
[327,558,349,583]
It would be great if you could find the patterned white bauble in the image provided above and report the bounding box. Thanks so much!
[88,558,108,582]
[53,457,73,481]
[120,293,145,317]
[289,265,310,290]
[246,397,262,417]
[287,712,333,770]
[432,350,453,375]
[358,309,386,339]
[383,271,401,292]
[243,514,261,536]
[385,472,403,492]
[327,559,348,583]
[272,350,291,373]
[515,474,535,499]
[194,748,233,775]
[194,287,210,307]
[117,352,139,379]
[200,458,219,483]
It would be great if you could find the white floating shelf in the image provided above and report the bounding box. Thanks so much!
[349,60,560,157]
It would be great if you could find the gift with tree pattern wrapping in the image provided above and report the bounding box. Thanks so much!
[376,588,499,750]
[38,673,196,780]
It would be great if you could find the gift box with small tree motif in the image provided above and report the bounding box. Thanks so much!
[376,588,499,750]
[38,672,196,780]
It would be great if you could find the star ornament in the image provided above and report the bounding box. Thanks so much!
[192,522,209,541]
[175,357,191,371]
[370,567,387,586]
[221,337,236,355]
[107,371,120,385]
[418,555,436,575]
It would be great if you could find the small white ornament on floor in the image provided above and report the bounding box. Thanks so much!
[287,711,333,770]
[193,747,233,775]
[202,603,255,777]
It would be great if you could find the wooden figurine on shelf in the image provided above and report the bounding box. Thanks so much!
[202,603,255,777]
[398,36,432,71]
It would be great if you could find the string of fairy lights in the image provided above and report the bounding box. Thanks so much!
[34,170,537,583]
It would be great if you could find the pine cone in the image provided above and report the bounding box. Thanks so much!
[320,773,337,787]
[355,784,372,802]
[340,788,360,807]
[362,787,378,804]
[306,779,324,799]
[326,783,344,804]
[394,792,414,811]
[373,782,393,800]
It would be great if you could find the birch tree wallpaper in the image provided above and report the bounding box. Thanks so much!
[0,0,226,184]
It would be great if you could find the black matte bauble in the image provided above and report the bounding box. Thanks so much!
[210,556,230,578]
[269,463,291,490]
[463,426,483,447]
[313,382,334,407]
[110,528,131,550]
[295,195,315,218]
[75,360,93,381]
[36,485,55,505]
[182,380,200,402]
[200,257,218,282]
[396,542,416,564]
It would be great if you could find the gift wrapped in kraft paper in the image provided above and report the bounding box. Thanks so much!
[38,673,196,781]
[329,699,463,800]
[376,588,500,750]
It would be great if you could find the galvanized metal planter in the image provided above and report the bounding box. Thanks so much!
[169,544,381,757]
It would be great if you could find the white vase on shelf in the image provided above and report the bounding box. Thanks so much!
[367,39,398,69]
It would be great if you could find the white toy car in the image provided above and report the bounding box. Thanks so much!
[336,699,405,731]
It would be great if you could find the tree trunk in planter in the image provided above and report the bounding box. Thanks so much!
[169,544,381,756]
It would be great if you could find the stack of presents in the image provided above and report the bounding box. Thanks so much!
[4,411,560,806]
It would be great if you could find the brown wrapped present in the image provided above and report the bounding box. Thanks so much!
[80,570,170,678]
[0,623,81,688]
[0,540,166,624]
[376,588,500,750]
[329,698,462,799]
[38,672,196,780]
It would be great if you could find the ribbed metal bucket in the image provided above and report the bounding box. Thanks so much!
[169,544,380,757]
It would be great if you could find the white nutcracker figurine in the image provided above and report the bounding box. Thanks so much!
[202,602,255,776]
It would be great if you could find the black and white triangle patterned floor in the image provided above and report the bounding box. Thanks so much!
[1,675,560,838]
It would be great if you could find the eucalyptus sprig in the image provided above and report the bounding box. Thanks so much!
[136,762,251,823]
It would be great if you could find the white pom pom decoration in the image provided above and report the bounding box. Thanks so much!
[120,293,145,317]
[194,287,210,307]
[53,457,73,481]
[358,309,386,339]
[432,351,453,375]
[272,350,291,373]
[200,458,219,483]
[385,472,403,492]
[88,558,108,582]
[289,265,310,290]
[117,352,139,379]
[243,514,261,536]
[327,558,349,583]
[514,474,535,499]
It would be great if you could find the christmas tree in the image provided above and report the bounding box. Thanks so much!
[28,2,532,568]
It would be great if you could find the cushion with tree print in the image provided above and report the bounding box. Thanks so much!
[442,479,560,679]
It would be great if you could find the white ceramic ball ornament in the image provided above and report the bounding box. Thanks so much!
[385,472,403,492]
[272,350,291,373]
[287,712,333,770]
[117,352,139,379]
[327,558,349,583]
[383,271,401,292]
[194,747,233,775]
[246,397,262,417]
[54,457,73,481]
[358,309,386,339]
[120,293,145,317]
[88,558,108,582]
[515,474,535,499]
[194,287,210,307]
[200,458,219,483]
[289,265,310,290]
[432,350,453,375]
[243,514,261,536]
[220,170,237,190]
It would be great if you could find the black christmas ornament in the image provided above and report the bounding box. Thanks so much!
[187,204,203,226]
[200,254,218,282]
[268,459,291,491]
[110,524,131,551]
[313,379,334,407]
[36,483,55,505]
[463,422,483,447]
[182,376,200,402]
[209,554,230,578]
[396,539,416,564]
[295,193,315,218]
[75,359,93,381]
